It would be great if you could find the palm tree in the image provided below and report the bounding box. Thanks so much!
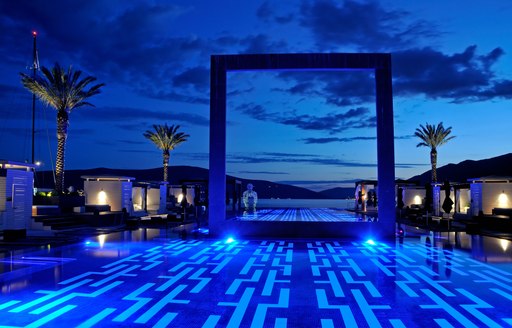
[144,124,189,182]
[20,63,105,194]
[415,122,455,183]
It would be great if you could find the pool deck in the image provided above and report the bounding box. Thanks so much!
[1,226,512,327]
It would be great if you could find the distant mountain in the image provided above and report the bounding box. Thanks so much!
[35,153,512,199]
[408,153,512,184]
[34,166,335,199]
[319,187,355,199]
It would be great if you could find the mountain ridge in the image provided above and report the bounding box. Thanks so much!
[34,153,512,198]
[407,152,512,184]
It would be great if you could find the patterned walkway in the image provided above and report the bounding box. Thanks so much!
[1,236,512,327]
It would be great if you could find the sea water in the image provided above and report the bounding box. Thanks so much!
[257,198,355,209]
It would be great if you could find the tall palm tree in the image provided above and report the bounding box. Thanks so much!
[415,122,455,183]
[20,63,105,194]
[144,124,189,182]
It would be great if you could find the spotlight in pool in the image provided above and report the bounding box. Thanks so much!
[85,241,91,245]
[225,237,235,244]
[365,239,376,245]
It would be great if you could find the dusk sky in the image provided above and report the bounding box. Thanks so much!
[1,1,511,191]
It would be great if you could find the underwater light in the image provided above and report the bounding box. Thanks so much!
[225,237,235,244]
[85,241,91,245]
[365,239,376,245]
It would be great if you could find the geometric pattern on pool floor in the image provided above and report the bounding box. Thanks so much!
[1,238,512,327]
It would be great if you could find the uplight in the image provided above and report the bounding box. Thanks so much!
[98,190,107,205]
[498,191,508,208]
[500,239,510,252]
[98,234,106,248]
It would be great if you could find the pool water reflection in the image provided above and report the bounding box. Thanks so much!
[1,228,512,327]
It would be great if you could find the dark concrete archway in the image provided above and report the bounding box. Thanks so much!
[209,53,395,239]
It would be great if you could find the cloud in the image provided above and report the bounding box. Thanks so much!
[172,66,210,93]
[227,87,255,97]
[302,134,414,144]
[227,152,376,167]
[239,34,290,54]
[116,139,147,145]
[302,136,376,144]
[140,89,210,105]
[261,152,318,158]
[298,0,439,51]
[0,83,28,97]
[0,1,215,105]
[227,151,426,169]
[256,2,294,24]
[235,103,375,133]
[3,0,510,111]
[238,170,290,175]
[180,152,209,162]
[393,46,512,102]
[270,45,512,105]
[275,70,376,107]
[74,106,209,127]
[116,149,156,154]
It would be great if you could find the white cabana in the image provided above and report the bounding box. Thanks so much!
[468,176,512,216]
[132,181,168,214]
[0,160,36,240]
[82,176,134,213]
[402,186,426,207]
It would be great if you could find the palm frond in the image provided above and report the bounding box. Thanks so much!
[20,62,105,113]
[144,123,190,152]
[414,122,455,149]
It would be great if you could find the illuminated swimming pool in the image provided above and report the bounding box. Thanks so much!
[233,208,377,222]
[1,229,512,327]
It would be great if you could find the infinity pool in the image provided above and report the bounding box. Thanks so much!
[234,208,376,222]
[1,229,512,327]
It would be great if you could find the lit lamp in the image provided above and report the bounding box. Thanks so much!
[500,239,510,252]
[177,193,184,203]
[498,191,508,208]
[98,190,107,205]
[413,195,422,205]
[98,234,106,248]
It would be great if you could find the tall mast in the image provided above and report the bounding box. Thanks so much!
[31,31,38,164]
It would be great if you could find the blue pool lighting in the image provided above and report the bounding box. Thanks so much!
[2,230,512,327]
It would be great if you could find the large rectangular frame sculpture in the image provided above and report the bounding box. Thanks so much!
[209,53,395,240]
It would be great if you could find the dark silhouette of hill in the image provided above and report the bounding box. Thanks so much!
[408,153,512,184]
[34,166,331,199]
[34,153,512,199]
[319,187,355,199]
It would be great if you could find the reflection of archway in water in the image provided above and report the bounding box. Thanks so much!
[209,53,395,239]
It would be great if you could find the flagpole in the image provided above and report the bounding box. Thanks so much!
[31,30,37,164]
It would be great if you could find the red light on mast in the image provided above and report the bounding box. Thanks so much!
[32,31,37,37]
